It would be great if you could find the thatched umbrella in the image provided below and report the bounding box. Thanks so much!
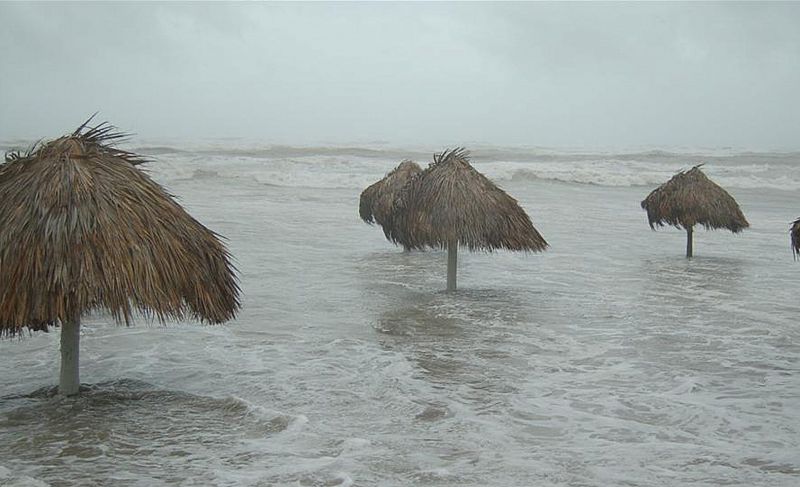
[791,218,800,259]
[0,120,240,395]
[359,160,422,247]
[385,148,548,291]
[641,164,749,258]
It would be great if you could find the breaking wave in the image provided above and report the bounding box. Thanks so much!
[4,140,798,191]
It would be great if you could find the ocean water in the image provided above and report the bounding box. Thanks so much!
[0,143,798,486]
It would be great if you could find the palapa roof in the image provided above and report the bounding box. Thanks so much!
[359,160,422,228]
[641,165,749,232]
[385,148,548,252]
[0,121,240,336]
[791,218,800,259]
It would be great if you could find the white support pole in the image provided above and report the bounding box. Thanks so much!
[59,314,81,396]
[447,239,458,292]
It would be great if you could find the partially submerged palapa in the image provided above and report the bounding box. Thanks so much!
[791,218,800,259]
[641,164,748,257]
[386,148,548,290]
[359,160,422,247]
[0,120,240,395]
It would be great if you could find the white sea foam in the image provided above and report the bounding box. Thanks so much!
[121,143,800,191]
[4,138,798,190]
[0,466,50,487]
[1,142,797,487]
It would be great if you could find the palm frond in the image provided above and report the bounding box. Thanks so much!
[359,160,422,231]
[641,165,749,232]
[791,218,800,259]
[0,121,240,337]
[385,148,548,252]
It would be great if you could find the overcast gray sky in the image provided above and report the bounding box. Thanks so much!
[1,2,799,149]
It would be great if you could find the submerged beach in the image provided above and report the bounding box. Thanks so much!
[0,143,798,486]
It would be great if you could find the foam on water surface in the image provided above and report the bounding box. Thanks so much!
[0,143,798,486]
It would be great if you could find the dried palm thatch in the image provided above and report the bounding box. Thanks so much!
[387,148,548,252]
[359,179,384,224]
[791,218,800,259]
[0,120,240,394]
[385,148,547,290]
[359,160,422,244]
[641,164,749,257]
[4,118,148,167]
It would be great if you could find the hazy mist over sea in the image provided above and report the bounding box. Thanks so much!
[1,2,799,150]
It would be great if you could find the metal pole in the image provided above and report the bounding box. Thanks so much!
[59,314,81,396]
[447,240,458,291]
